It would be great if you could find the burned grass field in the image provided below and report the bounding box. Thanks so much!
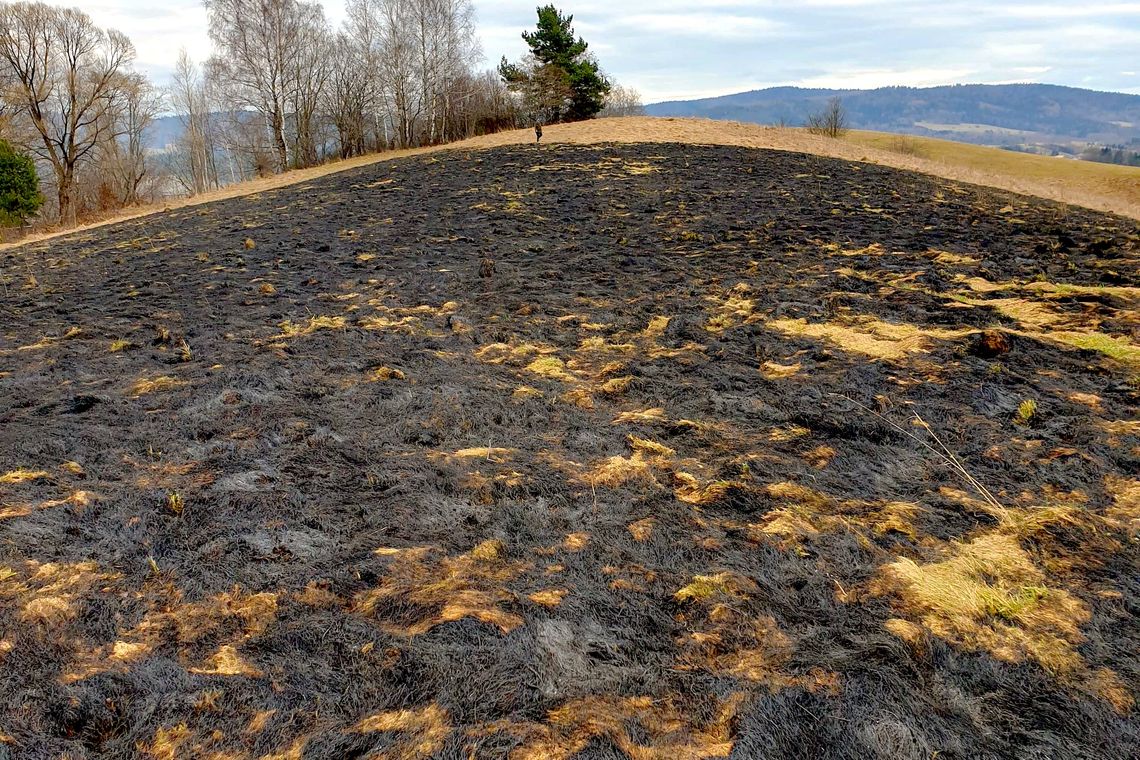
[1,143,1139,759]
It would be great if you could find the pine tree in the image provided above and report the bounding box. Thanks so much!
[0,140,43,227]
[499,5,610,123]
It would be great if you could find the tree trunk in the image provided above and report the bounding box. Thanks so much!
[271,109,288,171]
[57,173,76,227]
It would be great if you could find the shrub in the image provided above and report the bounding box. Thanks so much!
[0,139,43,226]
[890,135,924,156]
[806,97,850,138]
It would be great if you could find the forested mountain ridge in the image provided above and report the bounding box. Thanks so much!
[647,84,1140,147]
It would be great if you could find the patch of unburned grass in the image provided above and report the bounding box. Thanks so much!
[18,326,83,351]
[512,385,544,401]
[0,469,50,485]
[354,703,450,759]
[189,644,261,677]
[588,453,659,488]
[1105,476,1139,533]
[528,588,568,607]
[760,360,801,379]
[1053,331,1140,366]
[365,366,406,382]
[450,447,515,463]
[957,295,1062,328]
[876,533,1089,674]
[505,694,738,760]
[628,518,655,541]
[526,356,575,381]
[354,541,526,636]
[768,316,967,360]
[1023,281,1140,301]
[129,376,184,396]
[674,572,752,602]
[628,435,675,458]
[705,284,756,333]
[277,315,346,338]
[613,407,666,425]
[476,342,554,365]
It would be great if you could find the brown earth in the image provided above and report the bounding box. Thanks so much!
[1,142,1139,759]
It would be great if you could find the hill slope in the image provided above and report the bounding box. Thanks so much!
[647,84,1140,146]
[7,117,1139,253]
[2,142,1138,757]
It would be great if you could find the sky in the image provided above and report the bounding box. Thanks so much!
[45,1,1140,102]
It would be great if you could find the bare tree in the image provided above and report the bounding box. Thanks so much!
[0,2,135,225]
[344,0,478,150]
[806,97,849,138]
[433,0,480,143]
[600,83,645,118]
[205,0,309,171]
[102,72,162,206]
[459,69,519,136]
[288,2,331,168]
[170,49,219,195]
[326,29,373,157]
[376,0,421,147]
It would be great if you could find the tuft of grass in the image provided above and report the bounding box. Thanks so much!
[628,435,675,458]
[110,339,134,352]
[528,588,568,607]
[674,573,736,602]
[674,572,754,602]
[278,315,347,338]
[130,375,183,396]
[525,356,574,381]
[167,492,184,516]
[600,375,634,395]
[613,407,666,424]
[469,539,506,562]
[512,385,544,401]
[769,316,967,360]
[0,469,50,485]
[1015,399,1038,426]
[451,447,514,462]
[366,366,406,382]
[877,533,1090,674]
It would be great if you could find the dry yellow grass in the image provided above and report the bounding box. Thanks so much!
[5,117,1137,254]
[844,130,1140,218]
[767,316,969,360]
[877,533,1090,674]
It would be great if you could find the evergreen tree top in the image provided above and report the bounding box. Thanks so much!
[523,5,588,68]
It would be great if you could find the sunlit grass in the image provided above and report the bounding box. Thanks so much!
[277,315,346,338]
[0,469,50,485]
[1053,331,1140,366]
[876,533,1089,674]
[129,375,184,396]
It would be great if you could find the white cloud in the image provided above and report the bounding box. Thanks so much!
[30,0,1140,102]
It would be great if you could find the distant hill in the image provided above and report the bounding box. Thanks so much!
[146,115,187,151]
[646,84,1140,149]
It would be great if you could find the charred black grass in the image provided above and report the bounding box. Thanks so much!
[1,144,1138,758]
